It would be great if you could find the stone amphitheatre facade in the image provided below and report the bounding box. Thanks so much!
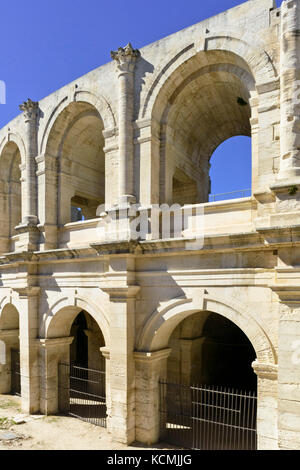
[0,0,300,450]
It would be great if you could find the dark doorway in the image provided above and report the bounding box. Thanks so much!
[70,311,88,367]
[162,311,258,449]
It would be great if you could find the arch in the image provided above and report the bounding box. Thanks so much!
[0,132,26,167]
[40,89,116,155]
[0,140,22,251]
[44,295,110,347]
[137,294,276,365]
[42,95,111,226]
[0,301,19,330]
[145,44,264,205]
[140,32,277,120]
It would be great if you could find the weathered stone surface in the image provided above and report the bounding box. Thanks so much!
[0,0,300,451]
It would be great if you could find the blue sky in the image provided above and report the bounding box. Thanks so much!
[0,0,283,196]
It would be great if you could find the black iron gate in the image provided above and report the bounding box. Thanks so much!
[11,349,21,396]
[59,363,106,428]
[160,381,257,450]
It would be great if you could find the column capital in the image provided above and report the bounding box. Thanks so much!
[111,43,140,74]
[100,346,110,359]
[19,98,39,122]
[134,348,172,364]
[252,360,278,380]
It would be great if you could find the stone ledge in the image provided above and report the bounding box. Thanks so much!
[134,348,172,363]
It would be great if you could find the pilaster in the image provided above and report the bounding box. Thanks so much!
[278,0,300,182]
[102,283,140,444]
[39,336,74,415]
[252,360,278,450]
[134,349,171,445]
[15,286,40,413]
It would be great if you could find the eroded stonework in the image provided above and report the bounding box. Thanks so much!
[0,0,299,450]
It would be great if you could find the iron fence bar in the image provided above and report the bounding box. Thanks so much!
[209,189,252,202]
[191,402,241,413]
[69,389,106,401]
[71,364,105,375]
[58,362,107,428]
[160,379,257,450]
[191,385,257,398]
[191,417,257,433]
[70,376,101,385]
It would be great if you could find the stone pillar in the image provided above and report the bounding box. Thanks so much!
[103,284,140,444]
[134,119,160,206]
[278,0,300,181]
[19,99,39,225]
[111,43,139,206]
[36,153,59,250]
[134,349,171,445]
[277,302,300,450]
[39,337,74,415]
[17,287,40,414]
[0,329,19,394]
[252,360,278,450]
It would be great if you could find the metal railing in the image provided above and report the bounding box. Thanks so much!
[58,362,107,428]
[160,380,257,450]
[209,189,252,202]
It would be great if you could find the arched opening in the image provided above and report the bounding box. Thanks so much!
[0,304,20,396]
[209,136,252,201]
[152,51,256,206]
[0,142,22,253]
[46,305,107,427]
[167,311,256,390]
[161,310,257,449]
[45,101,105,226]
[69,310,105,371]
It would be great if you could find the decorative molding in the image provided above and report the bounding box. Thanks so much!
[270,285,300,304]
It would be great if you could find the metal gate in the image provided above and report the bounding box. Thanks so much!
[159,381,257,450]
[11,349,21,396]
[59,363,106,428]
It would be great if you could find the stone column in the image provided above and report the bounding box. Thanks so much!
[17,287,40,414]
[134,349,171,445]
[111,43,139,206]
[0,329,19,394]
[19,99,39,225]
[39,337,74,415]
[102,284,140,444]
[252,360,278,450]
[278,0,300,181]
